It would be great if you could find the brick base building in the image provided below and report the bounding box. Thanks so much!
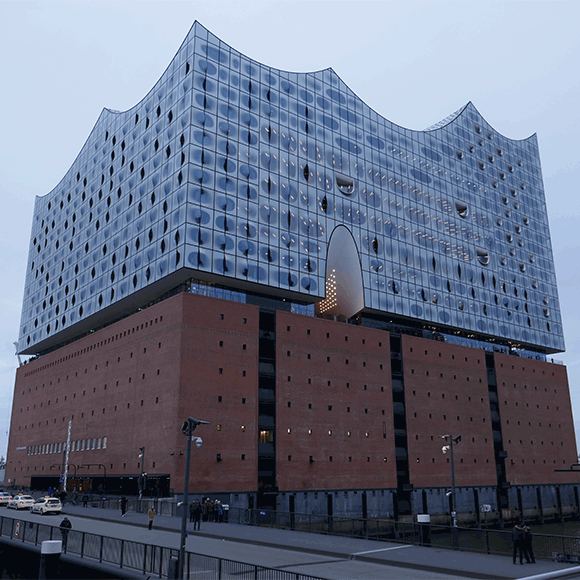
[7,289,578,524]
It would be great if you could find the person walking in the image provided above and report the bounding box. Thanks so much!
[523,524,535,564]
[148,506,156,530]
[59,490,67,507]
[71,489,78,506]
[82,493,89,507]
[121,496,128,517]
[189,500,195,523]
[193,500,202,531]
[512,523,526,564]
[59,517,72,552]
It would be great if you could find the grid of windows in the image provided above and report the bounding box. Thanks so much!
[17,22,563,356]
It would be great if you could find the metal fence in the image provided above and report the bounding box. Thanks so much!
[0,515,324,579]
[226,507,580,563]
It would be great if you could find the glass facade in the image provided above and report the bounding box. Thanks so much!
[17,22,564,355]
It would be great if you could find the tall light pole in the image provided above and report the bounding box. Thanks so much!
[178,417,209,580]
[440,434,461,544]
[138,447,145,500]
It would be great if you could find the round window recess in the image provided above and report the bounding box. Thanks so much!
[509,247,516,256]
[543,307,550,318]
[523,216,530,225]
[502,196,508,205]
[335,173,354,195]
[488,154,494,163]
[529,254,534,263]
[492,180,498,188]
[515,224,521,233]
[496,147,503,156]
[496,217,503,226]
[456,150,464,160]
[500,256,507,266]
[543,295,549,305]
[519,262,526,272]
[455,201,469,218]
[475,124,482,133]
[478,161,485,170]
[532,280,538,289]
[506,233,513,243]
[476,248,489,266]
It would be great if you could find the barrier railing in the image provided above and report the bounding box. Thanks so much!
[0,515,324,579]
[226,507,580,563]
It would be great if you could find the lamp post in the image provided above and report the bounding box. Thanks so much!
[178,417,209,580]
[440,434,461,546]
[139,447,145,500]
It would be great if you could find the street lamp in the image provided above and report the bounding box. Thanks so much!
[178,417,209,580]
[440,434,461,539]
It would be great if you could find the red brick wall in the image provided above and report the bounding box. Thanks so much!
[7,297,184,488]
[275,312,397,491]
[176,293,259,492]
[402,335,497,488]
[494,353,578,485]
[7,292,261,493]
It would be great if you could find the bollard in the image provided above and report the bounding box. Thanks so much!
[38,540,62,580]
[168,556,179,579]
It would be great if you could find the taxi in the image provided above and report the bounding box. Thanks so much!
[0,492,12,506]
[31,496,62,515]
[7,495,35,510]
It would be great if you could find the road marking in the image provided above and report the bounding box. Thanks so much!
[351,545,414,556]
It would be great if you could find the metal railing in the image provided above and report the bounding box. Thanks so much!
[226,508,580,563]
[0,515,324,579]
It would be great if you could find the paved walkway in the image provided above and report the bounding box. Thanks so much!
[8,503,580,579]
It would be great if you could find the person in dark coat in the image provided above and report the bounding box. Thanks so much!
[59,517,72,552]
[512,523,526,564]
[193,500,202,530]
[59,490,67,507]
[82,493,89,507]
[523,524,535,563]
[189,500,195,523]
[121,496,128,517]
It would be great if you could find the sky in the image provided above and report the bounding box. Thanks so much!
[1,0,579,461]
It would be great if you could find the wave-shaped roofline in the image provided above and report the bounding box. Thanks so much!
[37,20,537,202]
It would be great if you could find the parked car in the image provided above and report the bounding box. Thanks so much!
[31,497,62,515]
[7,495,35,510]
[0,492,12,506]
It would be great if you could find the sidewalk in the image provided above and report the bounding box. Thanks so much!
[59,503,580,579]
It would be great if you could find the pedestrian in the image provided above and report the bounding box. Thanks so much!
[202,499,208,522]
[59,490,67,507]
[82,493,89,508]
[59,517,72,552]
[121,496,128,517]
[71,489,78,506]
[148,506,156,530]
[523,524,535,564]
[217,501,223,523]
[189,500,195,523]
[208,500,214,522]
[512,523,526,564]
[193,500,202,531]
[47,487,53,496]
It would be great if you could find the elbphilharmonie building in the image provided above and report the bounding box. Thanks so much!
[8,23,577,524]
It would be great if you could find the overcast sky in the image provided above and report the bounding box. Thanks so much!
[1,1,579,461]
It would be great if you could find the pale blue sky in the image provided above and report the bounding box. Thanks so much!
[1,0,579,460]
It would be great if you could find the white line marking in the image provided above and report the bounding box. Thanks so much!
[352,545,414,556]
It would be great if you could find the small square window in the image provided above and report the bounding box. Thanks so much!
[242,398,246,404]
[220,314,224,320]
[219,368,223,374]
[218,396,222,402]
